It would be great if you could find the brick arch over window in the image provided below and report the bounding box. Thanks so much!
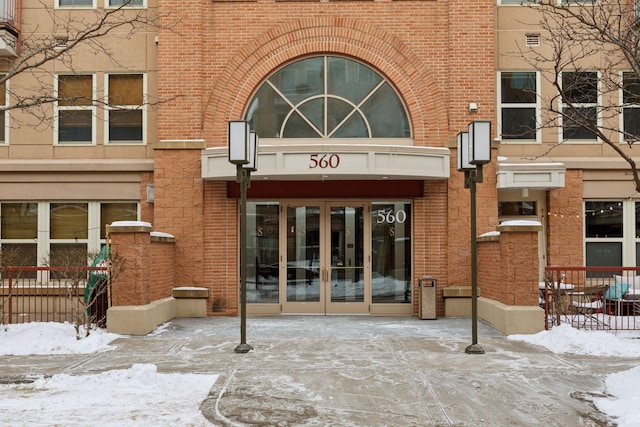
[203,18,446,148]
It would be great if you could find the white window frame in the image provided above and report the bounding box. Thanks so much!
[0,75,8,145]
[104,73,146,145]
[56,0,97,8]
[497,71,540,144]
[621,71,640,144]
[104,0,146,8]
[54,74,97,146]
[0,201,140,267]
[559,71,601,144]
[584,200,637,267]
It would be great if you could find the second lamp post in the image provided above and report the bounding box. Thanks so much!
[228,120,259,354]
[456,120,491,355]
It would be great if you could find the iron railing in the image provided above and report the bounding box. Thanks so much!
[544,267,640,331]
[1,265,108,325]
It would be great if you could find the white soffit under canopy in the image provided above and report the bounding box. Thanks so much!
[202,144,450,181]
[496,162,566,190]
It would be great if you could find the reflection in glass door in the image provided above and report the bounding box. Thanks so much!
[327,205,366,312]
[286,205,322,312]
[247,200,412,315]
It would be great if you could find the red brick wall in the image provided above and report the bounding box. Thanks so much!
[548,169,584,267]
[110,229,176,307]
[155,0,497,315]
[478,230,540,307]
[149,241,176,302]
[152,149,204,288]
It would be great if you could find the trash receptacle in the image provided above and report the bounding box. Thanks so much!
[419,276,437,319]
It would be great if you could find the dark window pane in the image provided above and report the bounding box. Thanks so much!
[372,202,412,303]
[623,72,640,104]
[59,0,93,6]
[498,201,537,216]
[248,202,280,304]
[59,110,92,142]
[501,108,536,139]
[109,110,142,142]
[282,111,320,138]
[562,72,597,104]
[585,201,623,238]
[563,107,597,140]
[270,57,324,106]
[50,203,88,240]
[246,85,288,138]
[586,242,622,267]
[327,57,381,104]
[298,98,324,134]
[623,108,640,141]
[501,72,536,103]
[331,112,368,138]
[101,203,137,238]
[0,244,37,268]
[1,203,37,239]
[361,83,410,137]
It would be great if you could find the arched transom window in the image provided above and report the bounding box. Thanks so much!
[246,56,411,139]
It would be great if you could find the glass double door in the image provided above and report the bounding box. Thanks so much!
[284,202,369,314]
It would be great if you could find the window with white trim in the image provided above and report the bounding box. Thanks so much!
[57,0,96,7]
[55,75,96,145]
[0,76,6,144]
[106,0,145,7]
[106,74,144,144]
[498,71,538,142]
[622,72,640,142]
[246,56,410,139]
[0,201,138,267]
[560,71,598,141]
[584,200,637,267]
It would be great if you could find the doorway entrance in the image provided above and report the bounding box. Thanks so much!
[283,202,368,314]
[247,200,413,315]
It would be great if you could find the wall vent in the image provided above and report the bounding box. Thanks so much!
[525,33,541,47]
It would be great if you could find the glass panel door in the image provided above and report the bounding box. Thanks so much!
[284,205,323,313]
[282,202,369,314]
[326,204,368,314]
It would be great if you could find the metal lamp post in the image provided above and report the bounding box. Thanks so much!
[228,120,259,354]
[457,120,491,355]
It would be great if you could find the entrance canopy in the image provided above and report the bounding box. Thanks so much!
[201,143,450,181]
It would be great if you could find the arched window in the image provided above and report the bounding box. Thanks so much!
[246,56,410,139]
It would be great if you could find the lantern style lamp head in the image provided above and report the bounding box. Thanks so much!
[244,131,259,172]
[468,120,491,165]
[228,120,251,165]
[456,132,475,172]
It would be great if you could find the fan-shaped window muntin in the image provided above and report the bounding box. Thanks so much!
[247,56,411,139]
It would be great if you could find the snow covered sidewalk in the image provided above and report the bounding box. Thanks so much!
[1,317,639,426]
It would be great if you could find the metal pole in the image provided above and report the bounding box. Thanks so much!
[234,165,252,353]
[466,167,485,355]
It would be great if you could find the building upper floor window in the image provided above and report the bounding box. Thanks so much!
[55,74,96,145]
[0,76,6,144]
[561,71,598,141]
[106,74,144,144]
[499,71,538,142]
[246,56,410,139]
[0,201,138,267]
[107,0,145,7]
[58,0,96,7]
[622,72,640,143]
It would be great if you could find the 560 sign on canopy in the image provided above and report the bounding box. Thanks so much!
[309,153,340,169]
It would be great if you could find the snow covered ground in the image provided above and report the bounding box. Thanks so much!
[509,324,640,427]
[0,321,639,426]
[0,323,218,426]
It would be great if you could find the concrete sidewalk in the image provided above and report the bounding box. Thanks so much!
[2,316,628,426]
